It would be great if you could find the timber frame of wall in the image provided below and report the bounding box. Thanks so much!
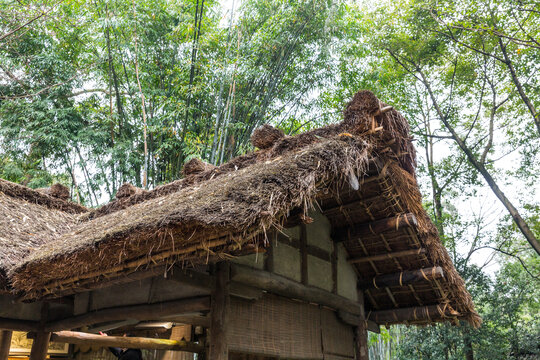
[0,211,377,360]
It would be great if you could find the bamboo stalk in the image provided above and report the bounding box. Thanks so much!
[357,267,444,290]
[348,248,426,264]
[30,331,203,353]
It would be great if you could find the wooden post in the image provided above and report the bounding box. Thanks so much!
[300,224,308,285]
[163,325,194,360]
[28,331,203,353]
[29,332,51,360]
[0,330,12,360]
[209,262,230,360]
[355,291,368,360]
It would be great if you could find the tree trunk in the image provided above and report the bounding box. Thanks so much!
[416,67,540,256]
[498,38,540,136]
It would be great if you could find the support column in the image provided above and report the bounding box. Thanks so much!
[209,262,230,360]
[355,291,369,360]
[163,325,194,360]
[0,330,13,360]
[29,332,51,360]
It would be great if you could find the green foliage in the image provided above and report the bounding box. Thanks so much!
[0,0,538,357]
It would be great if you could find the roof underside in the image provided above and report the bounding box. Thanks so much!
[1,90,480,328]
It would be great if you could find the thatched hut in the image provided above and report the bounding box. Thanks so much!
[0,91,479,360]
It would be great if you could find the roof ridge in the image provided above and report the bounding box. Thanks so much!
[0,178,87,214]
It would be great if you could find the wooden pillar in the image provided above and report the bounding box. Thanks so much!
[162,325,194,360]
[0,330,13,360]
[29,332,51,360]
[209,262,230,360]
[355,291,369,360]
[355,320,369,360]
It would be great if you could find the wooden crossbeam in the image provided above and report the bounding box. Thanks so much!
[230,263,362,315]
[367,304,459,324]
[348,248,426,264]
[45,296,210,332]
[30,331,203,353]
[358,267,444,289]
[0,317,40,332]
[337,310,380,333]
[333,213,418,242]
[374,106,393,116]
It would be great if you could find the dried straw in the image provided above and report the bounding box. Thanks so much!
[12,137,372,298]
[182,158,216,177]
[36,183,70,200]
[116,183,146,199]
[0,192,79,289]
[381,162,481,328]
[0,179,86,214]
[251,124,285,149]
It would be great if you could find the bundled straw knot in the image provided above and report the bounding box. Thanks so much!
[36,183,70,200]
[183,158,216,176]
[116,183,145,199]
[343,90,380,127]
[251,124,285,149]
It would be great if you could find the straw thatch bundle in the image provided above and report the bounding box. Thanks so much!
[251,124,285,149]
[0,179,84,289]
[83,92,414,221]
[36,183,70,200]
[12,136,372,296]
[182,158,216,176]
[380,161,481,327]
[0,179,86,214]
[0,191,79,289]
[116,183,146,199]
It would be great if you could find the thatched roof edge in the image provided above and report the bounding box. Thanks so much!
[0,179,87,214]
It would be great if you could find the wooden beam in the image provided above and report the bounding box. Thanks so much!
[44,296,210,332]
[230,263,362,315]
[358,267,444,289]
[275,234,331,262]
[30,331,203,353]
[348,248,426,264]
[333,213,418,241]
[29,332,51,360]
[374,105,393,116]
[160,315,210,328]
[337,311,380,333]
[209,263,229,360]
[367,304,459,324]
[300,224,308,285]
[0,330,12,360]
[282,210,313,228]
[0,317,40,332]
[87,319,139,333]
[169,267,263,300]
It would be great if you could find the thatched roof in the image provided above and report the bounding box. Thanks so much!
[0,179,86,289]
[2,91,479,327]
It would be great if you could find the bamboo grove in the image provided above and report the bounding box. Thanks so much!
[0,0,539,358]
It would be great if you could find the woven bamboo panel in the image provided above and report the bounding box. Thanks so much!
[228,295,323,359]
[321,309,354,358]
[323,355,354,360]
